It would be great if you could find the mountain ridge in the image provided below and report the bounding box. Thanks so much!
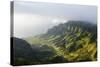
[12,20,97,65]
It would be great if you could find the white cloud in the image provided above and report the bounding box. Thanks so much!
[13,1,97,38]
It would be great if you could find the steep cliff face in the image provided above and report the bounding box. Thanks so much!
[44,21,97,61]
[12,20,97,65]
[27,21,97,62]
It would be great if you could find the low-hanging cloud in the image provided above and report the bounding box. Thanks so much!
[13,1,97,38]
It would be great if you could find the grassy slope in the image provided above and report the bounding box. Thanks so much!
[25,21,97,62]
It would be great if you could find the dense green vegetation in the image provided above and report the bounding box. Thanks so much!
[13,20,97,65]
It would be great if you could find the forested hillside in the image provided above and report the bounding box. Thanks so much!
[26,21,97,62]
[13,20,97,65]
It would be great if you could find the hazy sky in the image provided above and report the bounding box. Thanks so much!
[14,1,97,38]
